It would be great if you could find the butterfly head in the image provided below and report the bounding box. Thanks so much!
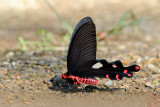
[60,74,67,80]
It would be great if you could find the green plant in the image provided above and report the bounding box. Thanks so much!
[44,0,73,42]
[18,37,27,51]
[107,11,150,35]
[18,29,55,51]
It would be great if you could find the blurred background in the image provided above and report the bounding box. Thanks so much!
[0,0,160,50]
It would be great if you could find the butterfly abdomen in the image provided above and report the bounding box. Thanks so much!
[60,74,98,85]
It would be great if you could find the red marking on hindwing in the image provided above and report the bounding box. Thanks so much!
[135,66,140,70]
[124,70,128,73]
[116,75,120,80]
[128,74,131,77]
[106,74,111,79]
[123,70,131,77]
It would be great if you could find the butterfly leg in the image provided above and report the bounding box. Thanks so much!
[77,83,85,89]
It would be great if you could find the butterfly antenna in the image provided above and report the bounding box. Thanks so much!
[48,64,62,73]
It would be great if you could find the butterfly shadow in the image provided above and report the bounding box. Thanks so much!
[48,79,123,93]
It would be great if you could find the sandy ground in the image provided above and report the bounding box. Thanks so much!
[0,92,153,107]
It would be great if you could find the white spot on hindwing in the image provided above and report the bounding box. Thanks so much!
[92,62,103,69]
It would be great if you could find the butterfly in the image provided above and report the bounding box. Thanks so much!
[60,17,140,85]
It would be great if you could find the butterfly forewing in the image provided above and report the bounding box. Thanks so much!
[67,17,96,75]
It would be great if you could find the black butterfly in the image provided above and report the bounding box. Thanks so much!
[60,17,140,85]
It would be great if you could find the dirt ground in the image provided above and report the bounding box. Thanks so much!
[0,0,160,107]
[0,92,155,107]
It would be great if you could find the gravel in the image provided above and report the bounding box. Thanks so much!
[0,34,159,104]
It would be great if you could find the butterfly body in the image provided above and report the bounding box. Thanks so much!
[60,17,140,85]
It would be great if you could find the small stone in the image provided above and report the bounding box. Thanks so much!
[35,90,41,93]
[152,74,159,79]
[136,58,143,64]
[0,69,8,75]
[43,80,51,85]
[134,75,141,80]
[20,70,26,74]
[157,53,160,58]
[125,87,129,92]
[144,82,154,88]
[16,75,21,80]
[0,80,8,83]
[145,35,152,42]
[156,83,160,88]
[122,60,128,65]
[147,64,159,73]
[29,86,33,90]
[60,56,67,61]
[118,45,126,50]
[148,58,156,64]
[27,51,35,56]
[104,80,114,87]
[155,88,160,92]
[51,57,58,61]
[132,55,140,60]
[5,51,14,57]
[134,41,143,47]
[1,62,10,68]
[11,62,16,68]
[120,84,129,89]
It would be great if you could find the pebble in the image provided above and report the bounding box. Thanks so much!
[11,62,16,68]
[104,80,114,87]
[5,51,14,57]
[0,80,8,84]
[151,74,159,79]
[35,90,41,93]
[134,41,143,47]
[147,64,159,73]
[27,51,35,56]
[20,70,26,74]
[43,80,51,85]
[0,69,8,75]
[134,75,141,80]
[1,62,10,68]
[156,83,160,88]
[118,45,126,50]
[51,57,58,61]
[157,53,160,58]
[16,75,21,80]
[60,56,67,61]
[136,58,143,64]
[144,82,154,88]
